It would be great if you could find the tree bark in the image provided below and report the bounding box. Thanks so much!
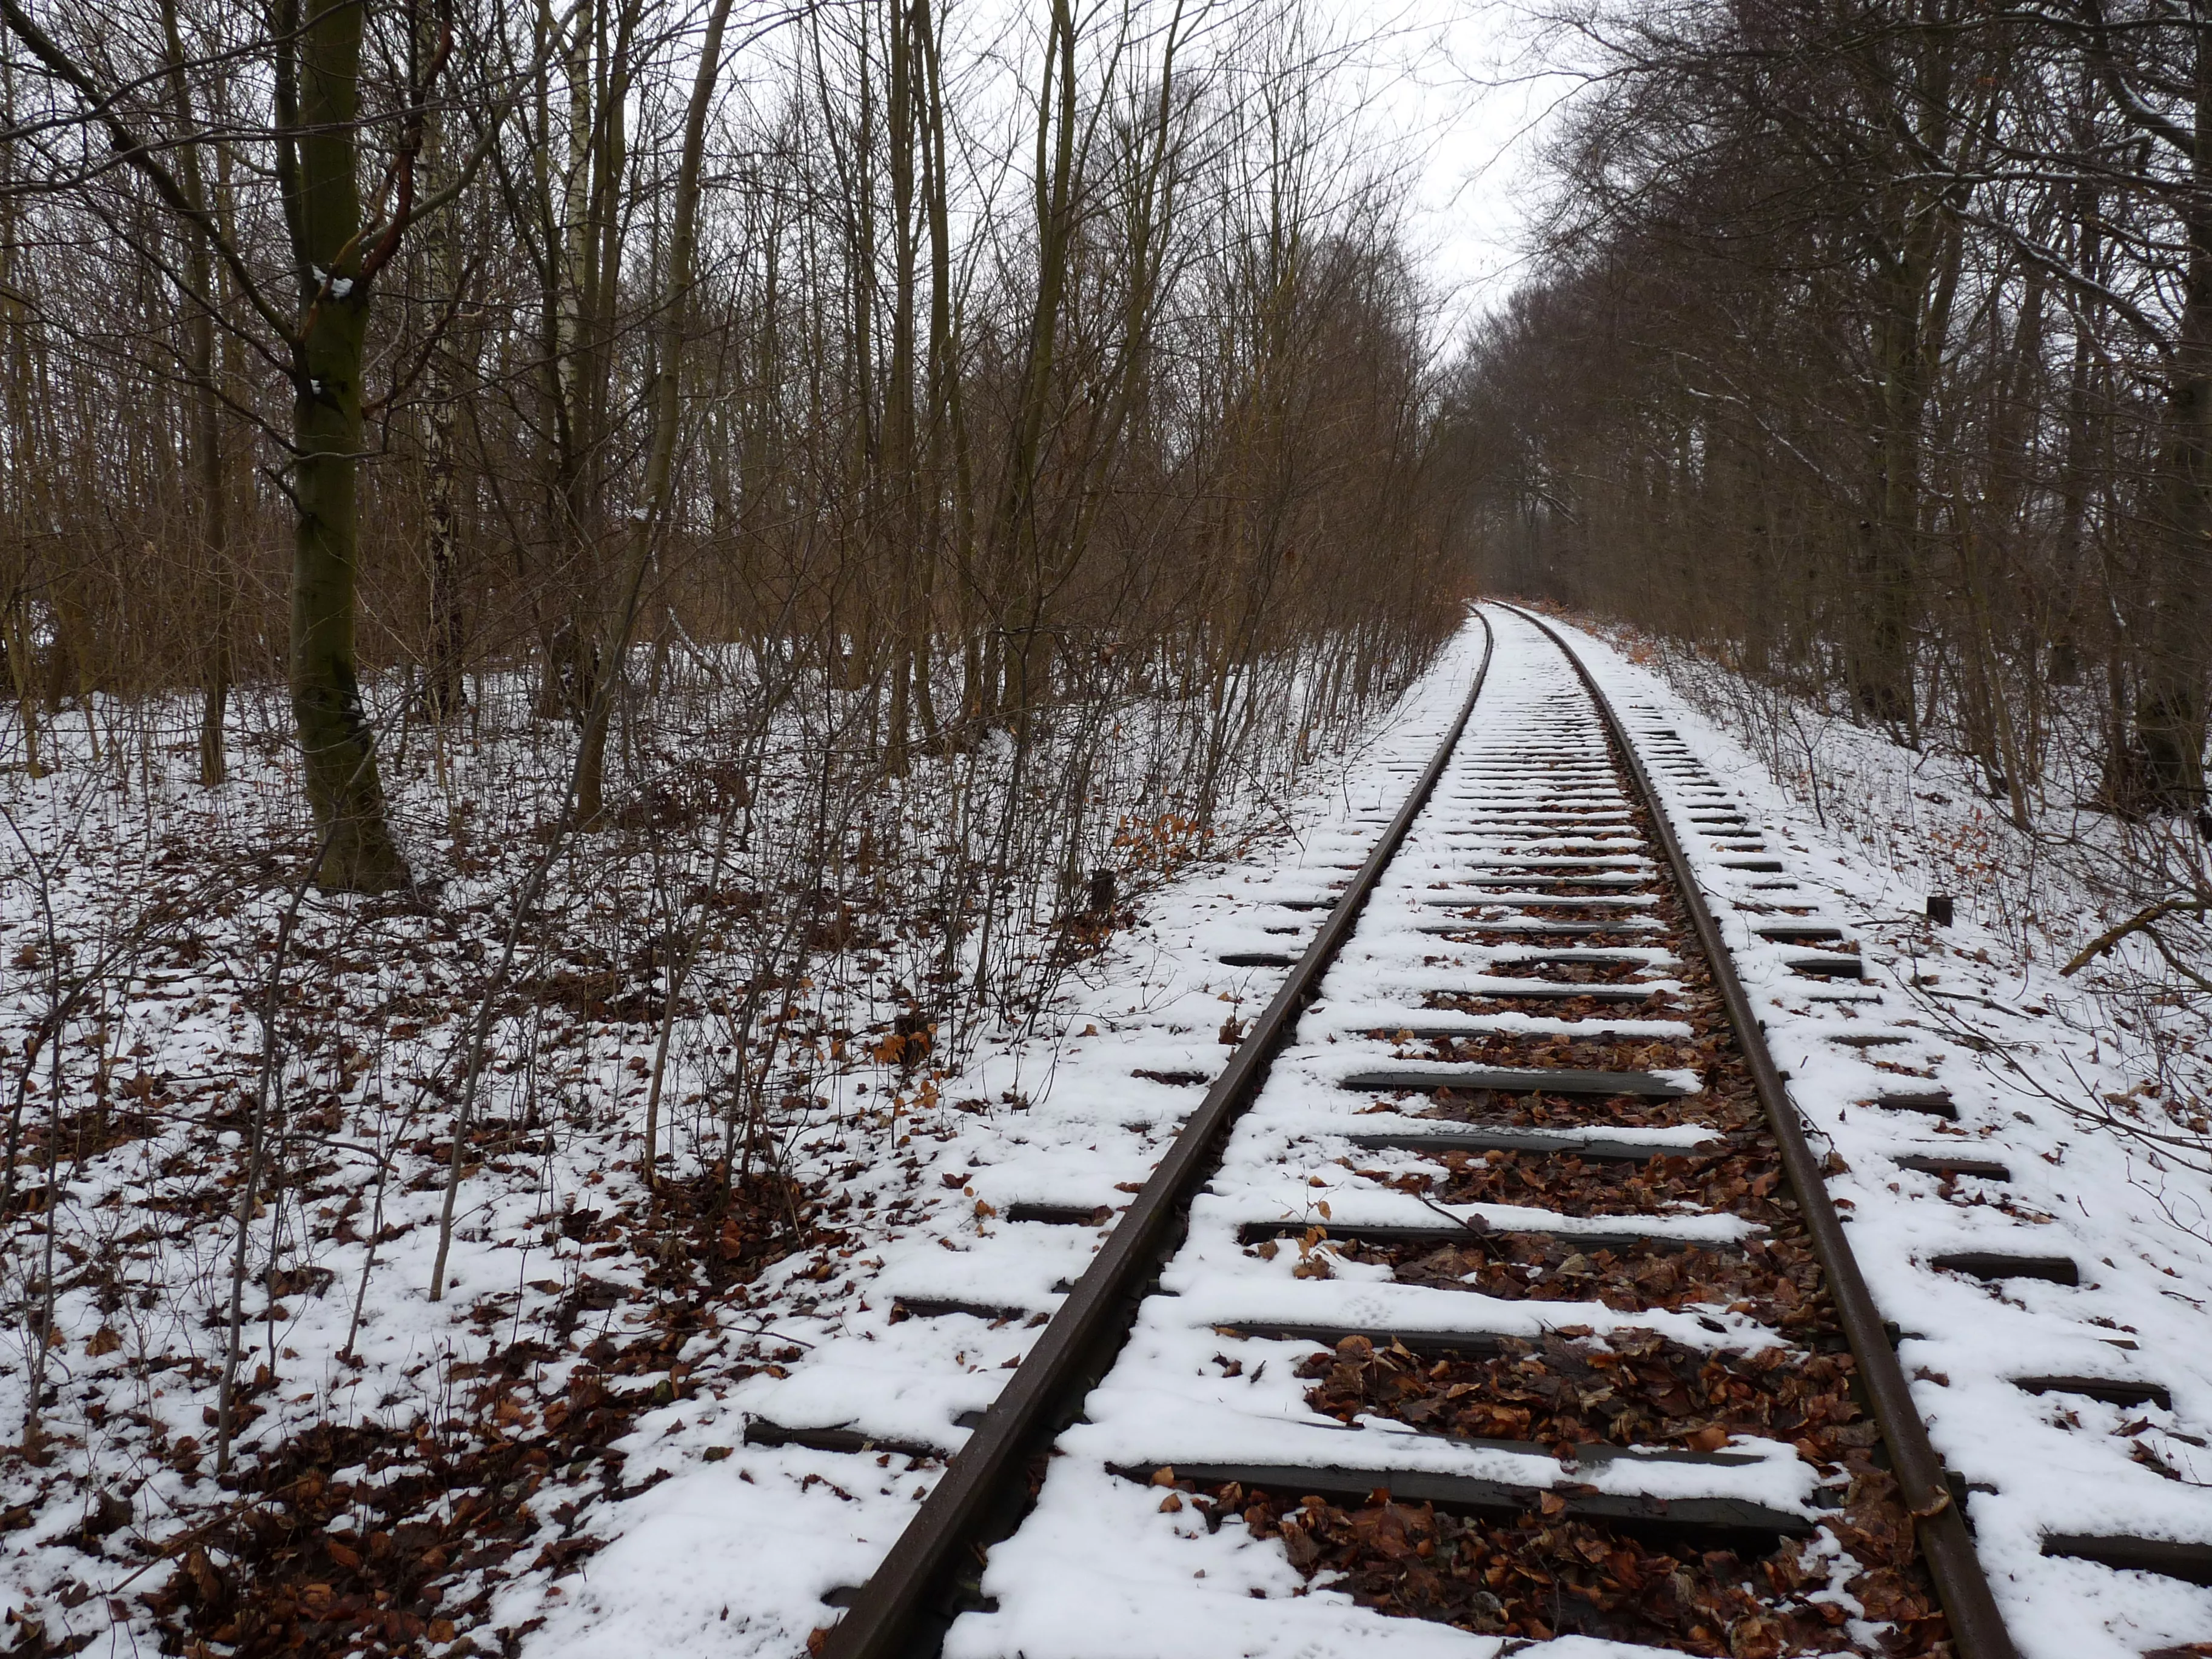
[420,73,466,724]
[2139,8,2212,808]
[284,0,411,889]
[989,0,1079,735]
[159,0,232,787]
[883,0,920,771]
[574,0,735,823]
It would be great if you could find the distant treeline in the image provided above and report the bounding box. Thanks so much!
[1443,0,2212,827]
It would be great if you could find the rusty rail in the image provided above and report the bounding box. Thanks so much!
[1507,602,2017,1659]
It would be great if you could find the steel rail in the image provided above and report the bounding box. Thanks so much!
[1504,603,2019,1659]
[820,615,1497,1659]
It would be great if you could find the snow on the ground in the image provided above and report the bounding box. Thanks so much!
[1556,612,2212,1659]
[0,636,1470,1657]
[505,625,1498,1658]
[799,606,2211,1659]
[9,604,2209,1659]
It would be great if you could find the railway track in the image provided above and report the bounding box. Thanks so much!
[764,605,2181,1658]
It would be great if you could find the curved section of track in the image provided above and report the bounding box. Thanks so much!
[819,606,2015,1659]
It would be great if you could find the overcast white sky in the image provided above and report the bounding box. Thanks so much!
[1312,0,1580,346]
[730,0,1579,352]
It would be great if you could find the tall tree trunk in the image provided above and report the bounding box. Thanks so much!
[883,0,920,771]
[2140,10,2212,808]
[284,0,411,889]
[1,59,43,779]
[916,0,959,742]
[161,0,232,786]
[421,105,465,722]
[551,0,630,734]
[574,0,735,823]
[991,0,1079,736]
[2049,177,2102,689]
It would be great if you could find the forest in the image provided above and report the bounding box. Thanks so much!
[1450,0,2212,835]
[1,0,2208,1652]
[1441,0,2212,1121]
[0,0,1473,1647]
